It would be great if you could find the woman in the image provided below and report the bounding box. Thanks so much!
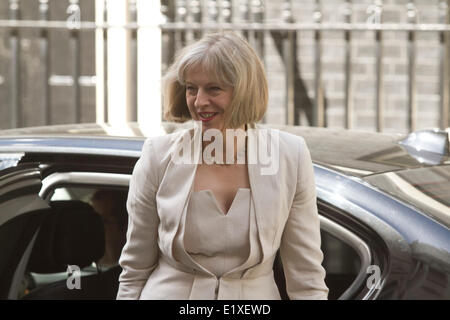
[117,32,328,300]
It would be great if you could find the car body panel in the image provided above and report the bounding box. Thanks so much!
[364,165,450,228]
[0,137,144,158]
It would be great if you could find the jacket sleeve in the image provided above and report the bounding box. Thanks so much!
[279,137,329,300]
[117,138,160,300]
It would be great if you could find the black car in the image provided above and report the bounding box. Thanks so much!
[0,122,449,300]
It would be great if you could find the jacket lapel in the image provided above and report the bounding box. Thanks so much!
[155,123,201,262]
[246,124,281,262]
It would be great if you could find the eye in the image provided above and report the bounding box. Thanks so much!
[209,86,221,91]
[186,86,197,93]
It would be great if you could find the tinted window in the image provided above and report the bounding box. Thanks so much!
[321,230,361,300]
[18,186,128,300]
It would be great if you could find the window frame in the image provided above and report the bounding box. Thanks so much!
[318,214,372,300]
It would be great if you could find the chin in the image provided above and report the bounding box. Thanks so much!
[198,121,225,131]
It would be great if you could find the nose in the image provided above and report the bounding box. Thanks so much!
[194,88,209,108]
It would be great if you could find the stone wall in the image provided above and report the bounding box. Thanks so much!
[0,0,95,129]
[263,0,448,133]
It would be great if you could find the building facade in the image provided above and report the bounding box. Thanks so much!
[0,0,449,134]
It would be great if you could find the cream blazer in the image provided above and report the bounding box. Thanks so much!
[117,122,329,300]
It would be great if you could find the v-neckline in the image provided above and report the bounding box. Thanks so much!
[195,188,250,216]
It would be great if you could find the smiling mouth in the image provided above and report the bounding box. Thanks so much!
[198,112,218,120]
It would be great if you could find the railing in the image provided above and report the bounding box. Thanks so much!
[2,0,86,128]
[0,0,449,132]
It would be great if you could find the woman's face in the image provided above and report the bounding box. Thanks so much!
[185,66,234,132]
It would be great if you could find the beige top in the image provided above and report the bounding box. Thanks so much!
[184,188,257,277]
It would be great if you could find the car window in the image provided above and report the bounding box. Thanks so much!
[273,215,366,300]
[321,229,361,300]
[0,153,24,171]
[317,199,374,300]
[18,186,128,300]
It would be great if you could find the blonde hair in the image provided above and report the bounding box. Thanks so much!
[162,32,268,129]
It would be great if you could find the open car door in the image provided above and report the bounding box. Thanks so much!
[0,163,50,299]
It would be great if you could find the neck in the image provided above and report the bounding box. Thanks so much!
[201,125,247,165]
